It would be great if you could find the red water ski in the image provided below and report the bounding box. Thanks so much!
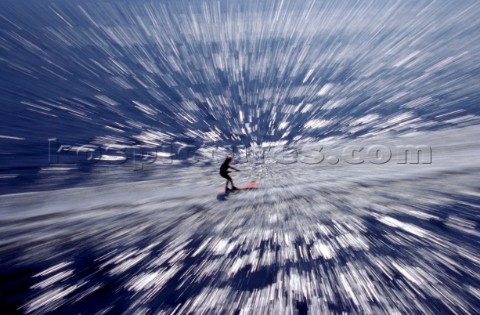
[223,181,258,193]
[236,181,257,190]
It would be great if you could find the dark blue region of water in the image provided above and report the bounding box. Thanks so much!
[1,0,480,194]
[0,192,478,314]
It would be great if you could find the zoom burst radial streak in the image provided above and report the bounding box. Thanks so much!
[0,0,479,314]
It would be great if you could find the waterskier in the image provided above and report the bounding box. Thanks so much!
[220,155,239,192]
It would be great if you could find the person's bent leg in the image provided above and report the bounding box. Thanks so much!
[226,175,233,190]
[221,173,231,192]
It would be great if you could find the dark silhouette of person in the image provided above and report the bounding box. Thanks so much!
[220,155,239,192]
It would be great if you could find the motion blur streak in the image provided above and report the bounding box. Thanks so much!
[1,0,479,314]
